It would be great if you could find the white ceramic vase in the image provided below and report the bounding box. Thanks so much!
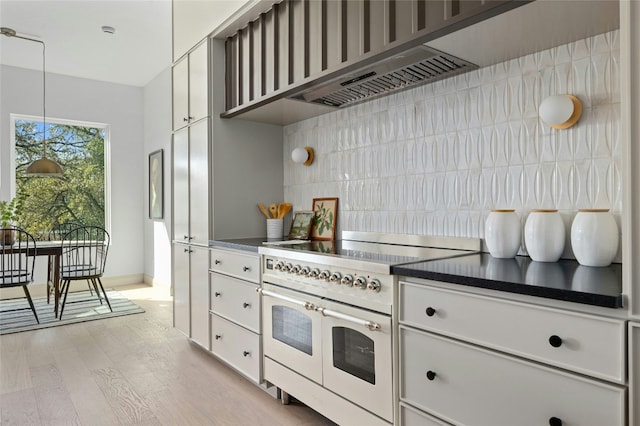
[524,209,565,262]
[485,210,521,258]
[570,209,619,267]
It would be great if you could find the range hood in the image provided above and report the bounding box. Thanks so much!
[289,45,478,108]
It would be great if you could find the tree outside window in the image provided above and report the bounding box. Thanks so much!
[14,118,106,238]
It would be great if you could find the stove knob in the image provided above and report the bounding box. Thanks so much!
[341,275,354,287]
[282,263,293,272]
[329,272,342,283]
[299,266,311,276]
[367,279,381,292]
[355,276,368,289]
[274,261,284,271]
[291,265,301,274]
[318,270,331,281]
[308,268,320,278]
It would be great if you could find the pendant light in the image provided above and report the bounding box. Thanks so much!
[1,27,63,177]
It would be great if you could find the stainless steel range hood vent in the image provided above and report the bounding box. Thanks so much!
[290,46,478,108]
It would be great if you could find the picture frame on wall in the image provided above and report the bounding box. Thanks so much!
[149,149,163,219]
[311,197,338,240]
[288,211,314,240]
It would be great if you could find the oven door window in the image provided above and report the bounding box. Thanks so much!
[272,305,313,355]
[332,326,375,384]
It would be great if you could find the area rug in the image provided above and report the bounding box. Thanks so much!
[0,289,145,335]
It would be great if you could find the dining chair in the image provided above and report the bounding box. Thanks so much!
[48,222,83,241]
[46,222,96,298]
[58,225,111,319]
[0,226,39,324]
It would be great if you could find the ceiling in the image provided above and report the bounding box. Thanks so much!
[0,0,172,87]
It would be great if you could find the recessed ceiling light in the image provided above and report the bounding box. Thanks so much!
[101,26,116,35]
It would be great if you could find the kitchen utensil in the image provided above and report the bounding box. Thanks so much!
[269,203,278,219]
[258,203,270,219]
[277,203,292,219]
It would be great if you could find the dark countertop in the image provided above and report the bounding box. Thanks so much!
[209,239,624,309]
[209,238,269,253]
[392,253,623,309]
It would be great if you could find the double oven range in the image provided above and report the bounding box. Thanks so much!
[258,231,479,425]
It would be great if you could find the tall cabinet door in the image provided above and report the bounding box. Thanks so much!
[173,128,190,242]
[172,56,189,131]
[189,42,209,124]
[631,322,640,426]
[188,119,210,245]
[173,243,191,337]
[190,245,210,349]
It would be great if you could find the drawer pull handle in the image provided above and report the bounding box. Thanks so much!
[243,302,250,308]
[425,370,436,381]
[243,266,250,272]
[549,417,562,426]
[243,351,250,357]
[215,334,222,340]
[214,259,221,265]
[425,307,436,317]
[215,292,221,297]
[548,335,563,348]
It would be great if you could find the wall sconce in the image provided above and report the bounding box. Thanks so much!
[539,94,582,130]
[291,147,314,166]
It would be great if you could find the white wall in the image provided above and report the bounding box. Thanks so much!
[0,64,145,285]
[143,67,172,288]
[284,30,622,260]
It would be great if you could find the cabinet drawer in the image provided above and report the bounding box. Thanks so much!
[400,402,451,426]
[399,281,625,383]
[210,248,259,283]
[210,314,261,383]
[400,326,625,426]
[210,272,260,333]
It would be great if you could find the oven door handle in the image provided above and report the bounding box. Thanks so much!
[315,307,382,331]
[257,287,316,310]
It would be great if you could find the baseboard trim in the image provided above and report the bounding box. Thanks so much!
[0,274,146,300]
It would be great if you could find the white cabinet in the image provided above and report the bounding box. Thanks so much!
[172,119,209,245]
[209,247,262,383]
[190,245,210,348]
[401,282,625,383]
[398,279,626,426]
[210,247,259,283]
[171,36,283,386]
[172,40,209,131]
[631,322,640,426]
[172,243,210,350]
[176,39,283,242]
[400,326,625,426]
[172,0,250,62]
[173,243,190,336]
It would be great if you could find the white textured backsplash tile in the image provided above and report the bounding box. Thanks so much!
[283,30,622,259]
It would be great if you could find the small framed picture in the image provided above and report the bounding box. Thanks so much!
[311,197,338,240]
[288,211,314,240]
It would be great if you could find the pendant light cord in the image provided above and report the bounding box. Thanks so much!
[7,33,47,158]
[41,40,46,158]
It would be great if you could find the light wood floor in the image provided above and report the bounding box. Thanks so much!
[0,284,335,425]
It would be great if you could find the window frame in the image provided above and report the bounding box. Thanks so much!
[9,113,112,235]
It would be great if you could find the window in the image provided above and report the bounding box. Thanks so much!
[13,115,109,238]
